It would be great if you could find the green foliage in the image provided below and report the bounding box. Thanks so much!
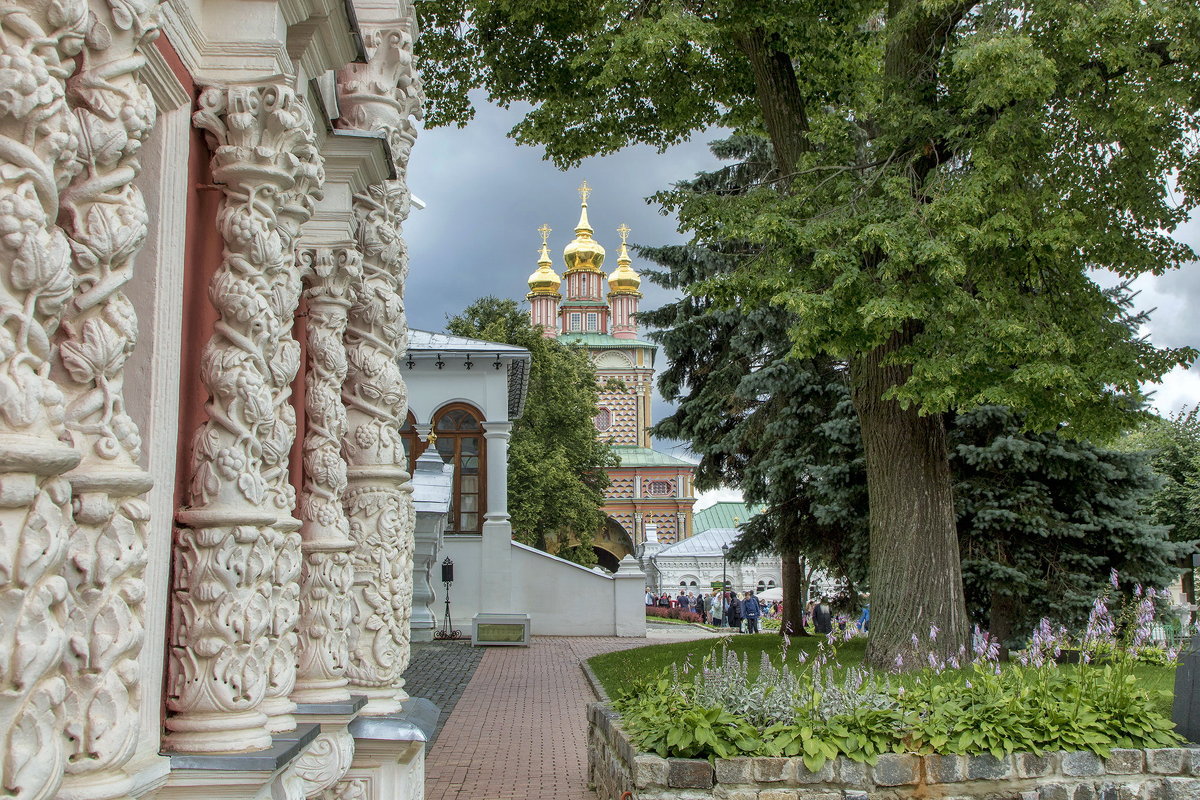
[446,297,619,565]
[418,0,1200,437]
[951,406,1188,644]
[1115,406,1200,546]
[607,636,1181,767]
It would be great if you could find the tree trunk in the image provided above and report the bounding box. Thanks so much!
[733,28,810,179]
[780,544,809,637]
[852,326,970,670]
[988,588,1016,662]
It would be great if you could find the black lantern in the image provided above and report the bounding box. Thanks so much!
[435,557,461,639]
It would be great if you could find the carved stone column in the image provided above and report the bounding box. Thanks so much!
[0,0,88,797]
[335,16,423,715]
[293,246,361,705]
[165,83,322,754]
[53,0,160,797]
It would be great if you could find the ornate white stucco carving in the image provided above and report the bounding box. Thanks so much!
[0,0,88,796]
[292,246,360,705]
[166,83,322,753]
[321,777,369,800]
[334,13,423,715]
[293,728,355,799]
[53,0,160,795]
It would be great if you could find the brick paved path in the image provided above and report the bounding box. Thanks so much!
[402,639,486,744]
[424,635,704,800]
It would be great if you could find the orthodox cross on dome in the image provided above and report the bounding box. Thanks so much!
[538,223,552,245]
[578,180,592,204]
[617,223,631,244]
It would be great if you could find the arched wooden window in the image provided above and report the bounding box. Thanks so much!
[433,404,485,534]
[400,412,425,472]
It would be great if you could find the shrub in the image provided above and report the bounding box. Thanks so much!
[646,605,702,623]
[615,580,1182,770]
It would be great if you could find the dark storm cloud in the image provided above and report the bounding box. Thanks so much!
[403,99,717,455]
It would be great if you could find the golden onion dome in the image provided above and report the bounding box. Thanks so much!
[563,181,606,273]
[608,224,642,295]
[527,224,561,295]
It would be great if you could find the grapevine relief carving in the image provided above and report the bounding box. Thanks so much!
[54,0,159,792]
[293,246,360,704]
[334,15,423,712]
[166,83,322,753]
[0,0,89,795]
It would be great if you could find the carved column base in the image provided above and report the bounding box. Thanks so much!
[58,769,135,800]
[325,737,423,800]
[162,710,273,754]
[347,688,404,717]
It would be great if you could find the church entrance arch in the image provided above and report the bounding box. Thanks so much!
[592,517,634,572]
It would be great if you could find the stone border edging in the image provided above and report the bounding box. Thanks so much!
[580,658,612,704]
[587,701,1200,800]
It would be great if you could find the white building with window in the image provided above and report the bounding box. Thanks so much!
[402,330,647,638]
[638,502,841,598]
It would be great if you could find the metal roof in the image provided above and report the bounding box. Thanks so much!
[557,332,657,349]
[692,502,765,533]
[610,446,697,469]
[655,527,741,557]
[406,329,530,355]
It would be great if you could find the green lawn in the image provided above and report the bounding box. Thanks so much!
[589,633,1178,716]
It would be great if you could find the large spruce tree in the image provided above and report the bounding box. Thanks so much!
[418,0,1200,667]
[446,297,619,566]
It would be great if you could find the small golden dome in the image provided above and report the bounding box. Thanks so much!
[563,181,606,273]
[608,224,642,295]
[528,224,561,296]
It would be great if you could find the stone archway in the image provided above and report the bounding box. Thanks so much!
[593,516,635,572]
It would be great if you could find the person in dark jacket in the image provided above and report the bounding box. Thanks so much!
[726,591,743,631]
[813,597,833,634]
[741,591,762,634]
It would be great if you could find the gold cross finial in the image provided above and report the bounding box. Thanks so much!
[538,223,552,246]
[578,180,592,205]
[617,223,631,244]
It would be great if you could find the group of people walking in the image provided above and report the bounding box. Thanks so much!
[647,589,872,637]
[646,588,766,634]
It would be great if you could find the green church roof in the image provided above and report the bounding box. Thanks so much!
[609,445,697,468]
[692,501,765,533]
[558,332,657,349]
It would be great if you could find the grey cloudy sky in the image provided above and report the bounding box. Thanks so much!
[404,99,1200,464]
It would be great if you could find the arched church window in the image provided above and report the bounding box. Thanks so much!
[569,312,582,331]
[594,407,612,432]
[768,580,776,588]
[757,580,766,592]
[400,412,425,472]
[586,312,599,331]
[434,404,486,534]
[679,581,687,587]
[689,581,697,587]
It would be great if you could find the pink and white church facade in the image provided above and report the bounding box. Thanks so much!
[0,0,434,797]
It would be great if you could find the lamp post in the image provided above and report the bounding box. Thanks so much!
[722,543,730,594]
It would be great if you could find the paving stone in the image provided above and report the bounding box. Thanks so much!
[837,756,869,785]
[634,754,669,788]
[872,753,919,786]
[843,792,870,800]
[400,638,486,745]
[1146,749,1188,775]
[753,757,790,782]
[789,756,834,784]
[1107,749,1146,775]
[669,758,715,789]
[1018,752,1056,779]
[424,635,704,800]
[1040,784,1073,800]
[758,790,799,800]
[1186,747,1200,776]
[1062,751,1105,777]
[1153,777,1200,799]
[1073,785,1098,800]
[926,754,967,783]
[714,757,754,785]
[967,753,1013,781]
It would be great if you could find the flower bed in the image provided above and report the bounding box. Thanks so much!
[646,605,702,623]
[588,702,1200,800]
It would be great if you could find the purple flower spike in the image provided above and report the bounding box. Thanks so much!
[1110,568,1120,589]
[929,624,940,642]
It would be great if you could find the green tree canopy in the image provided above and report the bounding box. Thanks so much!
[418,0,1200,667]
[446,296,619,566]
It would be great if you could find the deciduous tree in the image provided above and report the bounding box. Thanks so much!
[419,0,1200,667]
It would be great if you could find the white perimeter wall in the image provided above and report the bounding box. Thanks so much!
[436,539,646,637]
